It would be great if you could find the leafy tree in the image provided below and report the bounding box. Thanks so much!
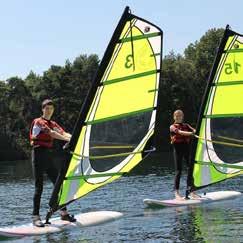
[0,29,226,160]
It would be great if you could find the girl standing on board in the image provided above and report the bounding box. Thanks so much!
[170,110,199,200]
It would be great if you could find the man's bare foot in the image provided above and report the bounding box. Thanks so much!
[175,191,184,200]
[190,191,201,199]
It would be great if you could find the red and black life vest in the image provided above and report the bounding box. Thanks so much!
[29,117,64,148]
[170,123,193,144]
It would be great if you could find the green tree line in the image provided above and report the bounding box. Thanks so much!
[0,28,224,161]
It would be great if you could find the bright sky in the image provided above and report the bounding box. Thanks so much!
[1,0,243,80]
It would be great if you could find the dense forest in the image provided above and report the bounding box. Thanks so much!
[0,28,224,161]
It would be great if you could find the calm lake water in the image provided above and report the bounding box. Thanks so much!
[0,160,242,243]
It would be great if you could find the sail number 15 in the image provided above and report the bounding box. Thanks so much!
[225,62,241,74]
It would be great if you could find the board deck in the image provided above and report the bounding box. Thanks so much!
[0,211,123,238]
[143,191,242,207]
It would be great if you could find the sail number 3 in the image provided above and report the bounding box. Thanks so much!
[125,54,133,69]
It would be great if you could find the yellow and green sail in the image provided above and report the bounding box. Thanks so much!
[49,6,163,211]
[193,25,243,189]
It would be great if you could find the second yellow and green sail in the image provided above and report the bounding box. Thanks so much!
[193,25,243,189]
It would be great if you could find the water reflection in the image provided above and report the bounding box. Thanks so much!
[143,198,243,243]
[172,207,206,242]
[0,159,242,242]
[0,160,32,180]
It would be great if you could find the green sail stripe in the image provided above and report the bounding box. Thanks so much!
[103,70,159,85]
[204,113,243,118]
[224,48,243,53]
[213,80,243,86]
[90,145,135,149]
[85,107,154,125]
[196,161,243,170]
[217,135,243,144]
[65,172,125,180]
[150,53,161,57]
[148,88,158,93]
[195,134,243,148]
[71,149,144,159]
[119,32,161,43]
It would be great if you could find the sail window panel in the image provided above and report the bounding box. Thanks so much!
[210,117,243,163]
[211,85,243,115]
[89,112,152,172]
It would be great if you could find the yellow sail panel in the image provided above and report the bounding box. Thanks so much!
[212,85,243,115]
[105,27,156,80]
[88,75,156,122]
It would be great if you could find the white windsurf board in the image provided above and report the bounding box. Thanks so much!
[0,211,123,238]
[143,191,242,207]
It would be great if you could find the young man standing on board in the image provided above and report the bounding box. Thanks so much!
[30,99,76,227]
[170,110,200,200]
